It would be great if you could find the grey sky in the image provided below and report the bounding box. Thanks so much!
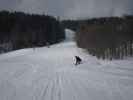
[0,0,133,19]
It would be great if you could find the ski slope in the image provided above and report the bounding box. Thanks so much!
[0,29,133,100]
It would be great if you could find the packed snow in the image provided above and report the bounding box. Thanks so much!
[0,29,133,100]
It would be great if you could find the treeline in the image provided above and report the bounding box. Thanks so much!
[0,11,65,53]
[61,20,82,31]
[76,16,133,60]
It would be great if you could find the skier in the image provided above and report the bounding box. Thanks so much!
[75,56,82,65]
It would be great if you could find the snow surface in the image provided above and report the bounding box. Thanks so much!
[0,29,133,100]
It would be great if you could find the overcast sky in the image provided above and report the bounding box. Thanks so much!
[0,0,133,19]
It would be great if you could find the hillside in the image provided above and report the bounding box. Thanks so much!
[0,29,133,100]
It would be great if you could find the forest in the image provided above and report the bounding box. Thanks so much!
[0,11,65,53]
[1,10,133,60]
[75,16,133,60]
